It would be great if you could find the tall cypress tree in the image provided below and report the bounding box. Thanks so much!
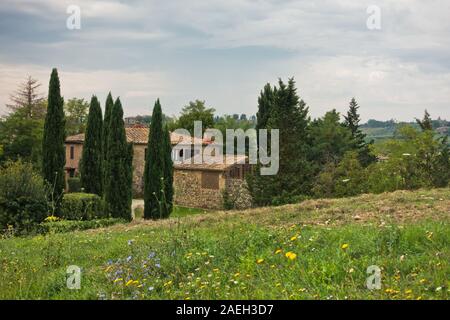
[42,68,66,213]
[144,99,168,219]
[80,95,103,195]
[162,124,174,215]
[104,98,132,221]
[256,83,275,132]
[102,92,114,195]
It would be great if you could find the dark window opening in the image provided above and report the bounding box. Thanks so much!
[70,146,74,160]
[201,172,219,190]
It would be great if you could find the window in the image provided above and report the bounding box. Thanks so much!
[70,145,74,160]
[179,149,184,158]
[201,171,219,190]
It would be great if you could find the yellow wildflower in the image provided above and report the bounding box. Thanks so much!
[285,251,297,260]
[275,249,282,254]
[256,258,265,264]
[341,243,349,250]
[290,235,299,241]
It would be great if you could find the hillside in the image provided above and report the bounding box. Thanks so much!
[0,188,449,300]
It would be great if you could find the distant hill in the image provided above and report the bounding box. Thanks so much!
[361,118,450,142]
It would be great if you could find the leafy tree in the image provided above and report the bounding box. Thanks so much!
[343,98,376,166]
[42,68,65,213]
[102,93,114,195]
[144,99,172,219]
[0,77,47,168]
[65,98,89,135]
[80,96,103,195]
[416,109,433,131]
[104,98,132,221]
[176,100,215,134]
[310,109,353,167]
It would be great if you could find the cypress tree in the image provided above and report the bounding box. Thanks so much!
[162,124,174,216]
[144,99,167,219]
[344,98,376,166]
[104,98,132,221]
[256,83,275,131]
[102,92,114,194]
[42,68,66,213]
[80,95,103,195]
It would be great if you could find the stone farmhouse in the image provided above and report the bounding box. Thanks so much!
[64,126,252,209]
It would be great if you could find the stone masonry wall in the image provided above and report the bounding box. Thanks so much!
[173,169,225,209]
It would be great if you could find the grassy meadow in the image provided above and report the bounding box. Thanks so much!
[0,188,449,300]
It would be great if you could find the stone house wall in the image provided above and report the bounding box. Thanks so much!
[173,169,226,209]
[225,178,253,209]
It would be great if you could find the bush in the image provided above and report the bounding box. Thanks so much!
[0,160,48,234]
[67,177,82,193]
[60,193,106,220]
[39,218,124,234]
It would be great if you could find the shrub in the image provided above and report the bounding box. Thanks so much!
[39,218,124,234]
[60,193,106,220]
[67,177,82,193]
[0,160,48,234]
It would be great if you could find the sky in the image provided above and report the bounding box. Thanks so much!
[0,0,449,121]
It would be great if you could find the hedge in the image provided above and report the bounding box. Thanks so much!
[39,218,124,234]
[60,193,106,220]
[67,177,82,193]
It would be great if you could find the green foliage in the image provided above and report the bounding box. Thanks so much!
[102,92,114,194]
[42,68,66,213]
[65,97,89,136]
[0,77,47,169]
[249,78,313,206]
[343,98,376,166]
[60,193,106,220]
[0,160,48,234]
[310,109,354,167]
[256,83,275,132]
[40,218,124,234]
[104,98,133,221]
[80,95,103,195]
[67,177,81,193]
[175,100,215,133]
[144,99,173,219]
[312,151,367,198]
[415,109,433,131]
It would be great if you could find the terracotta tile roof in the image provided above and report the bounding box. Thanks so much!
[174,154,247,172]
[65,127,210,145]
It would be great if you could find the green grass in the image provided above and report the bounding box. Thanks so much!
[0,188,449,300]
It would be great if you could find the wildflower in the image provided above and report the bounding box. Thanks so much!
[275,249,282,254]
[114,278,123,283]
[148,286,154,291]
[285,251,297,260]
[155,263,161,268]
[125,280,134,286]
[127,240,134,246]
[213,268,220,272]
[290,235,299,241]
[342,179,350,183]
[419,278,427,284]
[405,289,413,294]
[341,243,349,250]
[256,258,265,264]
[148,252,156,259]
[234,272,240,277]
[126,256,132,262]
[164,280,173,287]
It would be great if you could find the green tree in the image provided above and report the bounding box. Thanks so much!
[104,98,132,221]
[249,78,313,206]
[0,77,47,168]
[416,109,433,131]
[162,124,174,215]
[80,95,103,195]
[65,98,89,135]
[176,100,215,134]
[144,99,172,219]
[102,92,114,195]
[343,98,376,166]
[310,109,354,167]
[256,83,275,132]
[42,68,66,213]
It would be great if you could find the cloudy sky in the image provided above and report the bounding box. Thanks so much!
[0,0,449,121]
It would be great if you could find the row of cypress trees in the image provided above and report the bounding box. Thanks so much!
[42,68,173,220]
